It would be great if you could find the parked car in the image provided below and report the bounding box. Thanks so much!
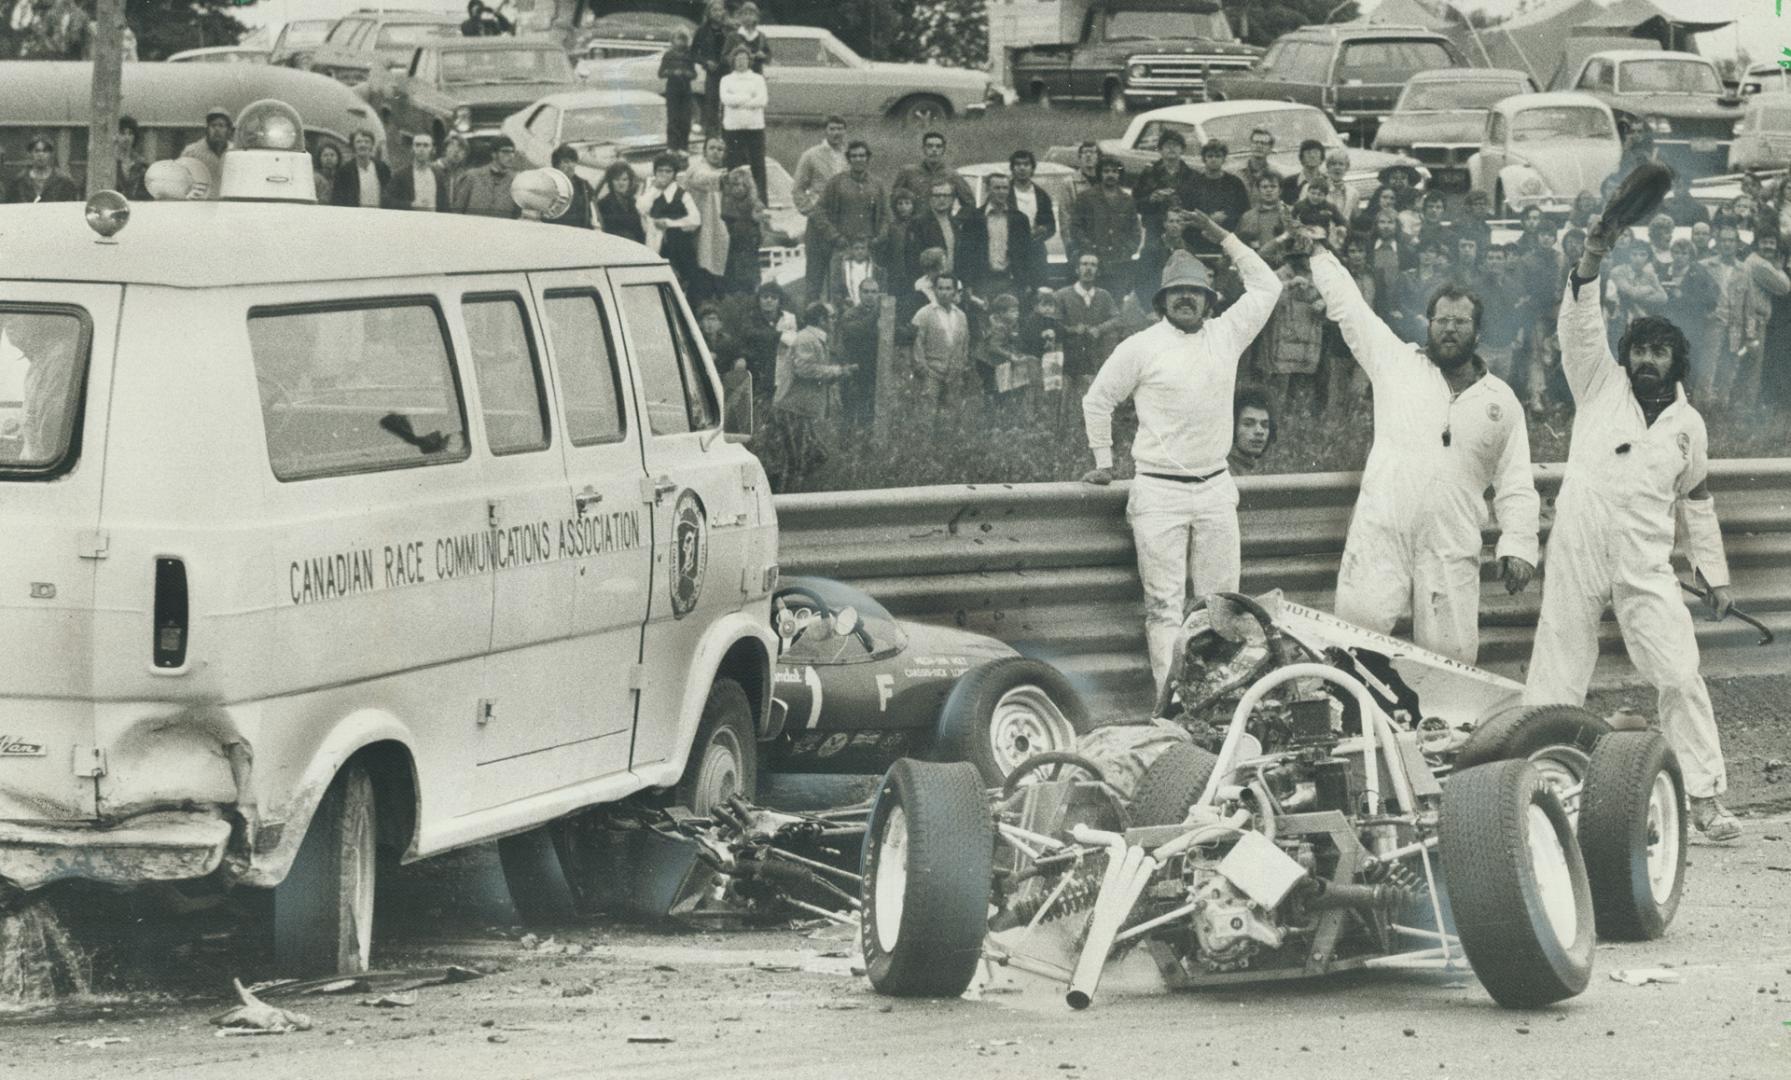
[766,577,1092,785]
[1466,92,1621,215]
[1739,60,1791,98]
[166,45,269,64]
[1729,91,1791,172]
[1206,24,1467,147]
[501,88,678,175]
[1564,50,1743,175]
[601,24,994,125]
[269,18,335,69]
[1007,0,1260,114]
[375,36,582,157]
[572,11,695,71]
[1372,67,1538,193]
[1065,101,1425,208]
[305,8,461,88]
[958,161,1085,283]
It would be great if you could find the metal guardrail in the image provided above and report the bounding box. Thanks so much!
[776,459,1791,701]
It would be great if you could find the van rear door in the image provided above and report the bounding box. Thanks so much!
[0,283,121,823]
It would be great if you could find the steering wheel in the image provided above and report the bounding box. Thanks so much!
[772,585,874,653]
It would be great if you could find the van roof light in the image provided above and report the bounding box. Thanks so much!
[84,190,131,239]
[511,167,572,221]
[236,99,307,152]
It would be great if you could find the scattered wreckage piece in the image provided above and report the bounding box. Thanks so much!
[211,977,313,1035]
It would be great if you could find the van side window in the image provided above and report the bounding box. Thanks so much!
[0,306,91,477]
[618,284,718,436]
[461,295,549,455]
[540,291,626,445]
[247,299,469,481]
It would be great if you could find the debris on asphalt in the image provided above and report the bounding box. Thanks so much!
[1610,969,1684,987]
[487,1034,508,1044]
[626,1034,675,1044]
[560,983,596,998]
[212,979,313,1035]
[818,1000,862,1011]
[62,1036,130,1049]
[358,992,418,1008]
[310,978,371,995]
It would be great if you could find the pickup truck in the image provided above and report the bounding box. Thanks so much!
[1206,24,1467,147]
[372,36,582,157]
[1010,0,1260,113]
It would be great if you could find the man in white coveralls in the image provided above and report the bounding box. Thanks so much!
[1292,229,1539,665]
[1081,209,1282,693]
[1527,220,1741,842]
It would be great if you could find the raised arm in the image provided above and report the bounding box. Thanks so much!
[1559,226,1624,404]
[1306,243,1411,384]
[1181,211,1281,358]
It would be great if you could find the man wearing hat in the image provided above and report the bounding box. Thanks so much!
[1292,228,1539,665]
[1080,209,1283,693]
[180,106,234,200]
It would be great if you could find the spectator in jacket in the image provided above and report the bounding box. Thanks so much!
[1068,157,1141,296]
[793,116,850,296]
[1055,253,1124,390]
[1073,140,1102,187]
[827,235,883,310]
[1257,257,1328,416]
[719,46,769,200]
[453,137,517,218]
[1237,126,1280,191]
[313,143,341,205]
[727,1,771,73]
[440,134,470,205]
[659,29,697,152]
[386,132,450,212]
[691,0,733,135]
[892,130,974,212]
[1388,237,1452,345]
[959,173,1036,300]
[6,135,79,204]
[331,129,390,209]
[909,273,972,420]
[1324,149,1357,223]
[113,116,147,200]
[769,302,848,489]
[720,166,767,294]
[1280,138,1326,206]
[1186,139,1250,263]
[1008,150,1057,275]
[1368,211,1404,319]
[683,135,734,299]
[596,160,647,243]
[1610,237,1668,330]
[1697,222,1744,401]
[180,106,232,199]
[1131,128,1197,303]
[815,141,887,264]
[1723,227,1791,406]
[836,277,883,427]
[1237,172,1288,251]
[908,182,962,288]
[874,188,921,290]
[1661,167,1710,227]
[641,152,703,288]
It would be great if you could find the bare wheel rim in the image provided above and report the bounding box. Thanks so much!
[693,727,744,815]
[1528,746,1589,824]
[343,775,376,970]
[873,805,909,953]
[989,685,1077,778]
[1526,803,1578,947]
[1646,770,1681,905]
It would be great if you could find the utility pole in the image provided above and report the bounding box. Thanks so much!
[86,0,127,197]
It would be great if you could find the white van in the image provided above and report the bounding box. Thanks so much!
[0,103,778,975]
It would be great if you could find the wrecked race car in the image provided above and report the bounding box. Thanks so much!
[857,592,1688,1009]
[767,577,1093,785]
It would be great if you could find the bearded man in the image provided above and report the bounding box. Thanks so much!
[1295,228,1539,664]
[1081,209,1282,693]
[1524,218,1741,842]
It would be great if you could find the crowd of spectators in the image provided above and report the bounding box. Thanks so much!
[7,84,1788,488]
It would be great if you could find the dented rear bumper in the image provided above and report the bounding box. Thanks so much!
[0,808,233,894]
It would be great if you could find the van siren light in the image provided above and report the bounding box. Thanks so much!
[215,99,317,203]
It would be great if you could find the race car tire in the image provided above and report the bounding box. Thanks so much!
[1440,759,1594,1008]
[1577,731,1686,941]
[937,657,1094,786]
[1456,704,1611,814]
[1129,742,1219,826]
[861,759,993,998]
[665,678,759,814]
[273,761,378,976]
[497,824,580,925]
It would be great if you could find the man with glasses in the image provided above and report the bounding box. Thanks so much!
[1236,126,1280,192]
[453,137,519,218]
[1292,227,1539,664]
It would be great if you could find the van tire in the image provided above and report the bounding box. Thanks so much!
[497,825,580,925]
[668,678,758,813]
[273,762,377,976]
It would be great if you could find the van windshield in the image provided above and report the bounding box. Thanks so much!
[0,309,87,475]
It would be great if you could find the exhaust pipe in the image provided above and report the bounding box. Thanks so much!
[1065,832,1157,1010]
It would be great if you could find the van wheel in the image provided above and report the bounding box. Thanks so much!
[668,678,758,813]
[497,825,580,925]
[273,762,377,976]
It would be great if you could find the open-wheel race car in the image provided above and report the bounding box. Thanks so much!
[767,577,1094,785]
[858,591,1689,1009]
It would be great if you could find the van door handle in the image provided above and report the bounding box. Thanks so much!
[575,486,603,515]
[642,476,677,504]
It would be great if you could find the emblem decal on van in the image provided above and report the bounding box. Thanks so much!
[0,735,47,758]
[670,490,707,619]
